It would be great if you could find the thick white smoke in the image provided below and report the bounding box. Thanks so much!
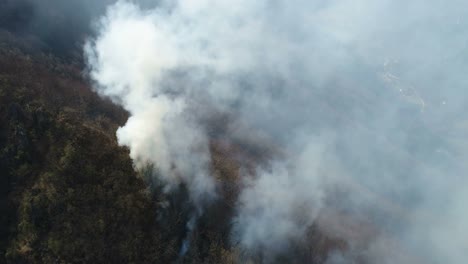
[84,1,218,206]
[85,0,468,263]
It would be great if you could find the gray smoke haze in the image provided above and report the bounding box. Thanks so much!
[0,0,160,57]
[0,0,115,56]
[85,0,468,263]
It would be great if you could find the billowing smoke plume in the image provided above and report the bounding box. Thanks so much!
[85,0,468,263]
[85,1,218,206]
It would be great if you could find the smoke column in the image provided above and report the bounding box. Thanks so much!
[85,0,468,263]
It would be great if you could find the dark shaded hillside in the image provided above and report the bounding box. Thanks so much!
[0,32,179,263]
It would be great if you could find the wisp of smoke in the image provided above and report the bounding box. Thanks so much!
[86,0,468,262]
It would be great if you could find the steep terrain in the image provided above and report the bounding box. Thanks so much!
[0,30,174,263]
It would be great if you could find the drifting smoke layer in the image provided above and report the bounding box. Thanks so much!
[86,0,468,263]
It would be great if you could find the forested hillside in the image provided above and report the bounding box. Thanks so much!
[3,1,461,263]
[0,30,172,263]
[0,2,349,261]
